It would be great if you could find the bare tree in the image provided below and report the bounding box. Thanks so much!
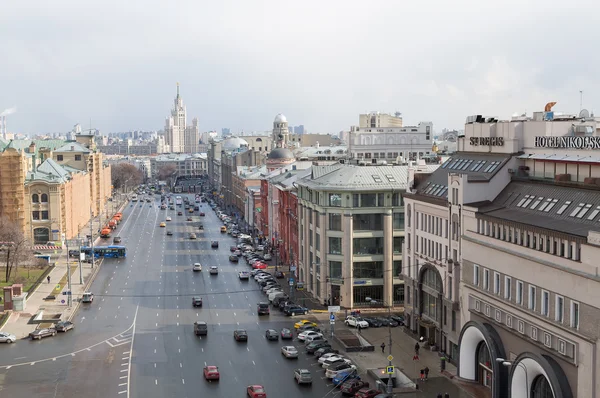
[111,163,143,191]
[158,164,177,187]
[0,216,29,282]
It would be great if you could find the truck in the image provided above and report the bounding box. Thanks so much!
[175,196,183,206]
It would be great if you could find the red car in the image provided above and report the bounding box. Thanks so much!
[199,212,205,216]
[253,262,267,270]
[354,388,380,398]
[247,385,266,398]
[203,365,220,380]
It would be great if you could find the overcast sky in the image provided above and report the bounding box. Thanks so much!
[1,0,598,135]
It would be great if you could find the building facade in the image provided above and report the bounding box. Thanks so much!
[164,83,200,153]
[150,153,207,180]
[405,107,600,398]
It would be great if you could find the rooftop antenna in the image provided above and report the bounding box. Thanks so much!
[580,90,583,111]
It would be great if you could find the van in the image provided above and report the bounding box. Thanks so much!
[269,291,285,302]
[194,321,208,336]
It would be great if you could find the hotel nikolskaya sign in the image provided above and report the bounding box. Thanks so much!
[535,136,600,149]
[470,137,505,146]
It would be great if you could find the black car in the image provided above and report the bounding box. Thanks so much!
[265,329,279,341]
[192,297,203,307]
[68,250,80,258]
[234,330,248,341]
[274,271,285,279]
[55,321,74,332]
[229,255,239,263]
[167,230,173,236]
[198,224,204,230]
[177,211,183,216]
[113,236,122,244]
[257,302,270,315]
[285,306,308,316]
[211,241,219,248]
[306,341,331,354]
[280,328,293,340]
[314,347,339,358]
[364,318,383,328]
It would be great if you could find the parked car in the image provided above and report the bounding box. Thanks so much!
[0,332,16,343]
[293,368,312,385]
[355,388,381,398]
[229,255,239,263]
[345,316,369,329]
[29,328,57,340]
[247,385,266,398]
[340,379,369,395]
[55,321,74,332]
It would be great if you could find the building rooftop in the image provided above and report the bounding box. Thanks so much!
[2,139,66,155]
[474,179,600,238]
[27,158,74,184]
[268,147,294,160]
[294,145,347,158]
[54,141,91,153]
[298,163,439,192]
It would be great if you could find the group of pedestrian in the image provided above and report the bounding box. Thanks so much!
[419,366,430,381]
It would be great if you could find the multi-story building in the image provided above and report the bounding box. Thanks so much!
[295,144,347,162]
[404,107,600,398]
[277,167,310,267]
[232,165,265,220]
[164,83,200,153]
[150,153,207,180]
[295,161,439,307]
[220,137,264,212]
[288,133,342,148]
[245,185,261,236]
[349,112,433,162]
[97,142,158,155]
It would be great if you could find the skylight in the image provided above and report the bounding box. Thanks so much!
[588,206,600,220]
[543,199,558,212]
[576,204,592,218]
[441,159,452,169]
[385,175,396,182]
[487,161,501,173]
[473,161,487,172]
[538,198,552,211]
[372,175,382,183]
[470,161,482,171]
[516,195,530,207]
[569,203,585,217]
[523,195,534,207]
[529,197,544,210]
[556,201,572,215]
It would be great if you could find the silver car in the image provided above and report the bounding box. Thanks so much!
[294,368,312,385]
[0,332,16,343]
[281,345,299,358]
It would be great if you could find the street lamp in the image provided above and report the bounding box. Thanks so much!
[497,358,528,398]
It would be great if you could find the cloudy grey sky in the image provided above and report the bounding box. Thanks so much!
[1,0,598,134]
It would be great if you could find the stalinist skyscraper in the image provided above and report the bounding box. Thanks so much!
[165,83,200,153]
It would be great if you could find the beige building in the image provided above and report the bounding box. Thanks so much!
[0,134,112,244]
[404,107,600,398]
[288,133,342,148]
[359,111,404,128]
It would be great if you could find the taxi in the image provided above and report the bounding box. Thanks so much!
[159,222,166,227]
[220,226,227,233]
[294,319,318,329]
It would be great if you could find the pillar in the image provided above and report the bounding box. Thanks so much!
[383,210,393,307]
[343,211,353,308]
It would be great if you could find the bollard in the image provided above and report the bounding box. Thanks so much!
[441,356,446,371]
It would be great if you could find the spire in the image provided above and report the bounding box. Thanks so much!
[176,82,180,98]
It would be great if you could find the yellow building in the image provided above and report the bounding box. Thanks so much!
[0,134,112,244]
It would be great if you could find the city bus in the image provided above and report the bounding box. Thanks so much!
[81,245,127,258]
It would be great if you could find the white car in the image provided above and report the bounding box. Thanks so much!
[239,271,250,280]
[257,245,265,252]
[266,287,282,295]
[281,346,299,358]
[318,352,342,364]
[345,316,369,329]
[322,356,352,369]
[0,332,16,344]
[325,364,357,379]
[166,216,172,221]
[262,253,272,261]
[193,263,202,272]
[298,331,323,342]
[209,266,218,275]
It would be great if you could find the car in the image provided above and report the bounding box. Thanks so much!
[211,241,219,248]
[159,222,166,227]
[29,328,57,340]
[177,211,183,216]
[193,263,202,272]
[229,255,239,263]
[203,365,220,380]
[318,352,343,364]
[187,217,193,221]
[257,302,270,315]
[364,318,382,328]
[239,271,250,280]
[0,332,17,343]
[298,331,323,342]
[234,329,248,341]
[314,347,339,358]
[294,320,317,329]
[262,253,272,261]
[326,364,357,379]
[189,233,197,239]
[166,216,172,221]
[274,271,285,278]
[198,224,204,230]
[253,262,268,270]
[355,388,381,398]
[293,368,312,385]
[322,357,352,369]
[247,385,266,398]
[280,328,293,340]
[199,212,205,216]
[297,324,320,333]
[340,380,370,395]
[332,369,360,387]
[166,230,173,236]
[194,321,208,336]
[81,292,94,303]
[113,236,122,244]
[265,329,279,341]
[209,266,218,275]
[230,245,238,252]
[345,316,369,329]
[192,297,203,307]
[55,321,74,332]
[169,206,175,210]
[281,345,299,358]
[286,306,308,316]
[306,341,331,354]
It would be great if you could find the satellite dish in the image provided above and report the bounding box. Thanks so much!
[579,109,590,119]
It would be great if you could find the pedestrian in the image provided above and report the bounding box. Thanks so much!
[413,342,420,361]
[437,394,443,398]
[381,342,385,353]
[47,275,51,284]
[424,366,429,380]
[419,369,425,381]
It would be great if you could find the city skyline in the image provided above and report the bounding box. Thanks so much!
[1,1,598,134]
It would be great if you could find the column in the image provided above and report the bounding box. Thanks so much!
[319,212,327,302]
[383,210,393,307]
[343,211,353,309]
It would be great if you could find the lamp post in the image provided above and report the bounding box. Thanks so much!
[496,358,528,398]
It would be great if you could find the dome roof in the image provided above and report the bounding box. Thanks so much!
[268,147,294,160]
[274,114,287,123]
[222,137,249,151]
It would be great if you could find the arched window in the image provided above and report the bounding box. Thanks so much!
[476,342,492,370]
[531,375,553,398]
[32,194,39,203]
[422,268,442,291]
[41,193,48,203]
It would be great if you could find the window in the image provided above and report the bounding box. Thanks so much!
[576,204,592,218]
[353,237,384,255]
[352,261,383,278]
[392,193,402,206]
[556,201,572,215]
[57,154,63,161]
[541,290,549,316]
[516,281,523,305]
[315,214,320,228]
[588,206,600,220]
[473,264,480,286]
[393,213,404,229]
[494,272,500,295]
[41,211,49,220]
[353,194,359,207]
[393,237,403,254]
[516,195,530,207]
[504,276,512,300]
[530,197,544,209]
[329,237,342,255]
[448,276,453,300]
[544,199,558,212]
[570,301,579,329]
[41,193,48,203]
[74,154,82,161]
[393,260,402,276]
[31,194,39,203]
[32,211,40,220]
[329,261,342,279]
[555,296,564,323]
[315,233,320,251]
[483,269,489,290]
[329,193,342,207]
[352,214,383,231]
[528,285,537,311]
[329,213,342,231]
[569,203,585,217]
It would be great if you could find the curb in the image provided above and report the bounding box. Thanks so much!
[66,259,103,322]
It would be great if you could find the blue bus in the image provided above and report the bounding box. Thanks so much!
[81,245,127,258]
